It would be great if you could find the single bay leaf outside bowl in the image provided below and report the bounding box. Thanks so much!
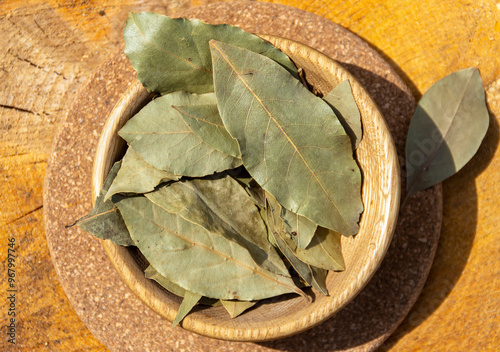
[92,35,400,342]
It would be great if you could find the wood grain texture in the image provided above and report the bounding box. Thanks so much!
[268,0,500,96]
[1,0,499,350]
[94,37,400,341]
[0,144,106,351]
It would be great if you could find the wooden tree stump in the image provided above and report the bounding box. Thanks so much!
[1,1,499,351]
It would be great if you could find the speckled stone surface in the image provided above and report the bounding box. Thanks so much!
[44,2,442,351]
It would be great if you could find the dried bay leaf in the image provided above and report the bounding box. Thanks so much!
[119,91,242,176]
[406,68,489,196]
[323,80,362,149]
[145,265,220,306]
[221,300,257,318]
[172,290,202,327]
[104,147,180,201]
[114,194,305,300]
[227,167,266,208]
[124,12,298,95]
[269,231,329,295]
[73,162,134,246]
[145,175,289,277]
[260,206,278,248]
[280,207,317,249]
[294,227,345,271]
[235,176,266,208]
[243,179,266,208]
[210,40,363,235]
[266,195,328,295]
[145,265,187,297]
[172,104,241,158]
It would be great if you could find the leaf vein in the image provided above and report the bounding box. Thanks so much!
[212,42,347,227]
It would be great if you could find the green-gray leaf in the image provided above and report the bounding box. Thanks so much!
[227,167,267,208]
[119,91,242,176]
[221,300,257,318]
[323,80,362,149]
[172,290,202,327]
[294,227,345,271]
[406,67,489,196]
[210,40,363,235]
[104,147,180,201]
[73,162,134,246]
[115,195,305,300]
[266,195,328,295]
[280,207,317,249]
[272,231,329,296]
[172,104,241,158]
[124,12,298,95]
[145,175,289,277]
[145,265,188,297]
[260,205,278,248]
[145,265,220,306]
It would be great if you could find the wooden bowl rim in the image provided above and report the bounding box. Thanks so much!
[92,35,400,341]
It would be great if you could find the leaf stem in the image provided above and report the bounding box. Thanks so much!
[400,194,410,211]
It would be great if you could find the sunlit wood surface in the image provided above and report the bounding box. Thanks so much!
[1,0,499,350]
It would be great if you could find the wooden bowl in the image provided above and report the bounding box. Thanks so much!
[92,36,400,341]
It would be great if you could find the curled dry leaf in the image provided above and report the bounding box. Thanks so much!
[73,162,134,246]
[266,195,329,295]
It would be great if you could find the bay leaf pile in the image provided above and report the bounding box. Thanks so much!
[74,12,490,327]
[75,12,364,326]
